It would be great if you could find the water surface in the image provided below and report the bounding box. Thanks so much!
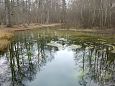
[0,30,115,86]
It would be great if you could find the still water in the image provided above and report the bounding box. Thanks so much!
[0,30,115,86]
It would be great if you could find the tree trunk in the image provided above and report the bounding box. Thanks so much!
[5,0,12,27]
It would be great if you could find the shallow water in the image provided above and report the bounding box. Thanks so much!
[0,30,115,86]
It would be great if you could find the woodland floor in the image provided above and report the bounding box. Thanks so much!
[0,23,61,32]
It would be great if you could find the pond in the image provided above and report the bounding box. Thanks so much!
[0,29,115,86]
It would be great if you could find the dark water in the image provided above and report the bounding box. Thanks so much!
[0,31,115,86]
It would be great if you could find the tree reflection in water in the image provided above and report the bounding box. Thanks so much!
[0,31,115,86]
[0,32,57,86]
[73,40,115,86]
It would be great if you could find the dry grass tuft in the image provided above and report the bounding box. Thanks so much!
[0,30,14,52]
[0,30,14,40]
[0,40,11,52]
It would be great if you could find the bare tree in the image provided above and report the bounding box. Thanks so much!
[5,0,12,27]
[0,0,114,29]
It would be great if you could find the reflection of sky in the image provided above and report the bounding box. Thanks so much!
[0,56,11,86]
[0,35,114,86]
[27,48,79,86]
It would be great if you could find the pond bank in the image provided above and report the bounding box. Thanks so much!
[0,23,61,32]
[0,24,115,52]
[0,24,61,52]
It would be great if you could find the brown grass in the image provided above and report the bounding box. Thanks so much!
[0,23,61,32]
[0,30,14,52]
[0,30,14,40]
[0,40,11,52]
